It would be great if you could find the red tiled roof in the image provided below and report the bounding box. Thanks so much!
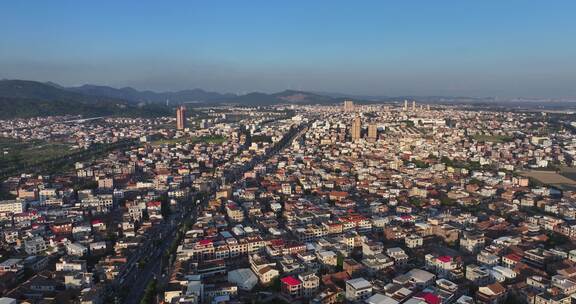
[281,276,302,286]
[270,239,284,246]
[146,201,162,207]
[505,253,522,262]
[198,239,213,245]
[330,191,348,197]
[437,256,452,263]
[487,282,506,295]
[417,292,441,304]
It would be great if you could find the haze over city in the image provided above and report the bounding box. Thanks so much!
[1,1,576,98]
[5,2,576,304]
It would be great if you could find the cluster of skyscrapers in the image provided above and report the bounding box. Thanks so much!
[344,99,432,143]
[343,100,355,112]
[344,100,378,143]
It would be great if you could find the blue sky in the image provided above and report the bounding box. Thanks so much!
[1,1,575,97]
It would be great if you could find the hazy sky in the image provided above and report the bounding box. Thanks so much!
[1,1,575,97]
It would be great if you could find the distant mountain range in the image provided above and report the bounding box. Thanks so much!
[0,80,171,119]
[210,90,345,106]
[0,79,357,118]
[67,84,349,105]
[1,79,574,118]
[62,83,506,106]
[67,84,236,104]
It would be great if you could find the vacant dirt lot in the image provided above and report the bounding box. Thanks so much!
[521,170,576,185]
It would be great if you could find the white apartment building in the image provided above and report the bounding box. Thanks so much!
[346,278,373,302]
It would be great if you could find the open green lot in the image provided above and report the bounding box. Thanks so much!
[151,135,226,146]
[471,134,513,143]
[0,137,137,180]
[0,138,75,170]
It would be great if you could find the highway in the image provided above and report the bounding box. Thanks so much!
[114,211,183,304]
[122,220,176,304]
[119,198,204,304]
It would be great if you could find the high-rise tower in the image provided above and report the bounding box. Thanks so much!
[176,106,186,130]
[344,100,354,112]
[367,123,378,142]
[351,115,361,142]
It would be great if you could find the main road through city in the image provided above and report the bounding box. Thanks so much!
[121,121,311,304]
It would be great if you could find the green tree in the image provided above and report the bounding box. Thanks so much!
[140,278,158,304]
[161,199,171,219]
[142,209,150,221]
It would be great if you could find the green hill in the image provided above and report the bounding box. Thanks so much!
[0,80,171,118]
